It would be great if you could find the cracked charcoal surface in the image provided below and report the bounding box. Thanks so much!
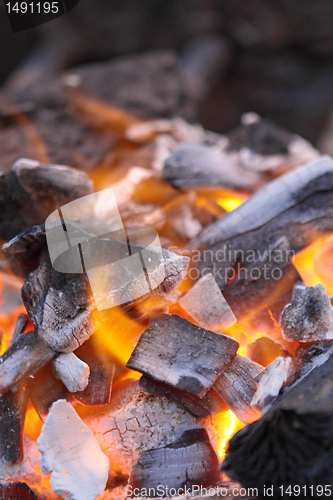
[78,379,207,479]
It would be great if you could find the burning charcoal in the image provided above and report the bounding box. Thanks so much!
[3,224,46,273]
[179,273,236,332]
[163,143,262,191]
[73,340,115,406]
[213,355,263,424]
[21,241,189,353]
[281,283,333,342]
[140,375,227,418]
[192,155,333,256]
[10,313,29,346]
[128,428,221,492]
[79,378,201,479]
[126,314,239,397]
[52,353,90,393]
[0,330,55,394]
[222,344,333,498]
[247,336,289,367]
[38,400,109,500]
[0,388,29,463]
[225,113,319,175]
[251,356,292,412]
[28,365,68,420]
[0,158,94,241]
[0,481,37,499]
[21,249,96,353]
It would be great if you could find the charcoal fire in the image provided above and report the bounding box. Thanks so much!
[0,52,333,500]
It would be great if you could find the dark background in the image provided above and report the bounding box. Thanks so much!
[2,0,333,149]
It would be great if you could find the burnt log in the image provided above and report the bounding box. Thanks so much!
[213,355,263,424]
[140,375,227,418]
[127,314,239,397]
[0,158,93,242]
[163,142,263,191]
[179,273,236,332]
[3,224,46,273]
[0,481,37,499]
[281,283,333,342]
[222,344,333,498]
[128,428,221,493]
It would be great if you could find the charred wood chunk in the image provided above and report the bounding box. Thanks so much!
[222,345,333,498]
[73,339,115,406]
[281,283,333,342]
[3,224,46,273]
[213,355,263,424]
[127,314,239,397]
[128,428,221,493]
[218,236,301,334]
[0,330,55,394]
[251,356,292,412]
[247,336,290,367]
[140,375,227,418]
[27,365,68,420]
[0,481,37,499]
[21,249,95,353]
[0,388,29,463]
[52,353,90,393]
[225,114,318,175]
[179,273,236,332]
[163,143,262,190]
[0,158,94,241]
[9,314,29,347]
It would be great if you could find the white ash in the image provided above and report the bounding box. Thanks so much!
[179,273,236,331]
[38,399,109,500]
[52,353,90,393]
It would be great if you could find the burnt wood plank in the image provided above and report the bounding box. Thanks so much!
[0,388,29,463]
[28,364,68,420]
[127,313,239,397]
[128,428,221,492]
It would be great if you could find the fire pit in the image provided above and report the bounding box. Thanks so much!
[0,66,332,500]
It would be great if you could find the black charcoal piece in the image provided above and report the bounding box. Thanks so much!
[73,340,115,406]
[140,375,227,418]
[9,313,29,347]
[0,388,29,463]
[0,158,94,242]
[247,336,289,367]
[127,314,239,397]
[128,428,221,492]
[0,481,37,499]
[213,355,263,424]
[163,142,262,190]
[222,344,333,498]
[3,224,46,272]
[28,365,68,420]
[281,283,333,342]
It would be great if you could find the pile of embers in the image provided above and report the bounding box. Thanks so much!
[0,113,333,500]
